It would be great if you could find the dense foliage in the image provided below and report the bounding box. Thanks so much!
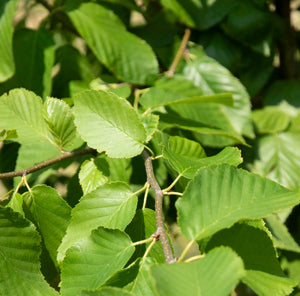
[1,0,300,295]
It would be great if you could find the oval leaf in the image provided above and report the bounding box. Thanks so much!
[43,97,77,150]
[58,182,137,262]
[151,247,244,296]
[24,185,71,265]
[60,227,134,296]
[0,88,48,144]
[163,136,242,178]
[65,1,158,84]
[176,164,300,241]
[74,90,146,158]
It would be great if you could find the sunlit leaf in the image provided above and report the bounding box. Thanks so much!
[252,106,292,134]
[0,88,48,144]
[58,182,137,262]
[182,45,253,142]
[0,0,18,82]
[140,113,159,142]
[253,132,300,189]
[265,214,300,253]
[43,97,77,150]
[151,247,244,296]
[60,227,134,296]
[176,164,300,241]
[79,158,108,194]
[74,90,146,158]
[65,0,158,84]
[163,136,242,178]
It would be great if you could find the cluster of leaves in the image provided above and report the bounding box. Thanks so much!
[1,0,300,295]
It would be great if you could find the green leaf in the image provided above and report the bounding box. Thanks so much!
[253,132,300,189]
[0,129,17,141]
[151,247,244,296]
[65,1,158,84]
[110,85,132,99]
[0,88,48,144]
[74,90,146,158]
[265,81,300,107]
[252,106,292,134]
[182,45,253,141]
[81,287,133,296]
[150,75,247,146]
[160,0,237,30]
[176,164,300,241]
[140,86,233,110]
[23,185,71,265]
[221,1,274,54]
[205,221,297,295]
[105,157,132,183]
[0,0,17,82]
[57,182,137,262]
[265,214,300,253]
[13,28,55,97]
[82,154,132,183]
[1,28,55,98]
[243,270,296,296]
[52,45,95,98]
[60,227,134,296]
[163,136,242,178]
[0,207,59,296]
[140,113,159,142]
[43,97,77,150]
[6,192,24,216]
[103,259,141,288]
[79,158,108,194]
[158,112,246,145]
[128,258,159,296]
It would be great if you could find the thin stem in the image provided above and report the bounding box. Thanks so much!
[22,175,32,195]
[142,183,150,210]
[184,254,205,263]
[177,239,195,262]
[164,191,183,196]
[0,148,97,179]
[134,88,148,109]
[132,236,155,246]
[151,155,163,160]
[132,182,148,196]
[143,145,155,157]
[13,178,24,197]
[143,238,156,259]
[166,28,191,77]
[162,174,182,193]
[142,149,175,263]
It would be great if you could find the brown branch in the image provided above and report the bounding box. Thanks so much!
[0,148,97,179]
[166,28,191,77]
[142,149,175,263]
